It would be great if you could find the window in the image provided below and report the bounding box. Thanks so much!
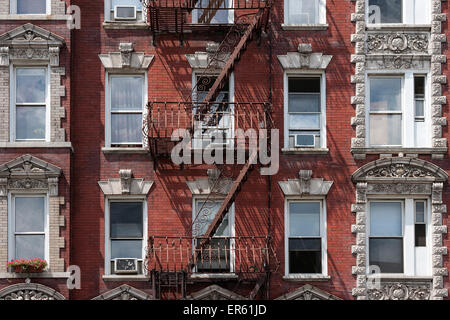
[193,0,233,24]
[367,0,430,24]
[368,199,430,275]
[286,201,326,274]
[192,74,233,149]
[367,74,429,148]
[286,76,325,149]
[107,74,145,147]
[10,196,47,261]
[13,67,48,141]
[11,0,47,14]
[193,199,233,273]
[107,0,144,22]
[107,201,145,274]
[285,0,326,25]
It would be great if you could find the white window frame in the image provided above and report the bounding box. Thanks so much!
[192,197,235,274]
[10,65,51,142]
[104,197,148,276]
[7,193,49,264]
[283,71,327,149]
[366,0,430,25]
[284,198,328,277]
[284,0,326,26]
[105,72,147,148]
[104,0,145,22]
[366,197,432,277]
[365,71,431,148]
[192,0,234,24]
[10,0,51,15]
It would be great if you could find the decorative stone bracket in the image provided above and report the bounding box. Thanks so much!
[99,43,154,70]
[277,43,333,70]
[186,169,233,196]
[98,169,153,196]
[185,42,230,70]
[0,155,65,273]
[350,157,448,300]
[278,170,333,196]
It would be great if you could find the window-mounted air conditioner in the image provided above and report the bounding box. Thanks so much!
[294,134,315,147]
[114,5,137,20]
[113,258,139,274]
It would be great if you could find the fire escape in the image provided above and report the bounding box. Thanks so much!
[142,0,278,299]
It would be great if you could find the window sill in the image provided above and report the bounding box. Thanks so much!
[102,147,149,154]
[0,142,73,150]
[351,147,447,157]
[367,274,432,281]
[0,14,71,20]
[366,24,431,31]
[281,148,329,155]
[103,21,149,30]
[102,274,149,282]
[190,273,238,281]
[281,24,329,31]
[0,272,71,279]
[283,274,331,281]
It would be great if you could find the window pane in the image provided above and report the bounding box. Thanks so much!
[288,0,318,24]
[17,0,46,14]
[370,202,402,236]
[15,235,45,260]
[16,106,46,140]
[415,100,424,118]
[111,113,143,144]
[289,238,321,273]
[368,0,402,23]
[415,202,425,223]
[288,94,320,113]
[15,197,45,232]
[369,114,402,146]
[370,78,402,111]
[112,0,143,10]
[414,76,425,96]
[289,114,320,130]
[194,201,230,237]
[288,78,320,93]
[415,224,426,247]
[110,202,143,238]
[289,202,320,237]
[111,76,143,111]
[111,240,142,259]
[369,238,403,273]
[16,68,46,104]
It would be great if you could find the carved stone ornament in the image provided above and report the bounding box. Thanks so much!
[0,282,65,300]
[366,32,429,55]
[185,42,230,70]
[119,169,132,194]
[186,285,246,300]
[275,284,341,300]
[92,285,152,300]
[99,43,154,70]
[0,23,65,67]
[367,282,431,300]
[186,169,233,196]
[98,170,153,196]
[278,43,333,70]
[278,170,333,196]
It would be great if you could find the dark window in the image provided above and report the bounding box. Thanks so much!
[289,238,322,273]
[369,238,404,273]
[368,0,402,23]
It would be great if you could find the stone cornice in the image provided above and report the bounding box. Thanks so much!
[278,43,332,70]
[99,43,154,70]
[278,170,333,196]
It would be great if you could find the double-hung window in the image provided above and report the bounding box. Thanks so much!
[368,200,431,275]
[9,195,47,261]
[13,67,48,141]
[285,0,326,25]
[367,0,430,24]
[11,0,48,14]
[193,199,233,273]
[367,74,429,148]
[107,74,145,147]
[287,76,325,149]
[286,201,326,275]
[108,201,145,274]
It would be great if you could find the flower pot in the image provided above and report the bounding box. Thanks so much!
[13,265,45,273]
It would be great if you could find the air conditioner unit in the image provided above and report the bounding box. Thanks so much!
[294,134,315,147]
[114,258,139,274]
[114,5,137,20]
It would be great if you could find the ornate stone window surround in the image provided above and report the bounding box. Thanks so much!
[275,284,341,300]
[279,170,333,280]
[350,157,448,300]
[92,284,153,300]
[0,155,65,274]
[0,0,68,20]
[0,24,67,145]
[98,169,153,279]
[278,44,332,154]
[99,43,154,153]
[350,0,447,160]
[0,281,66,300]
[282,0,328,30]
